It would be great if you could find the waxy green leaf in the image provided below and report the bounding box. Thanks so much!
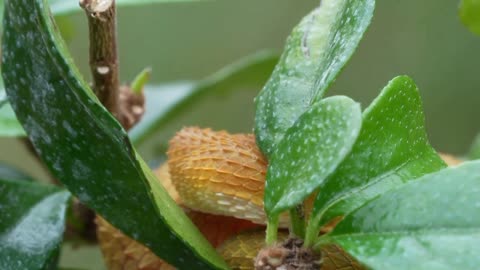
[328,161,480,270]
[2,0,227,269]
[264,96,362,219]
[0,179,70,270]
[305,76,446,245]
[132,51,278,163]
[459,0,480,35]
[255,0,375,157]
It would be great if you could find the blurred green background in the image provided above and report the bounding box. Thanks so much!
[1,0,479,268]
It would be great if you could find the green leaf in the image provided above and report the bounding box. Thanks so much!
[0,102,26,137]
[50,0,211,16]
[305,76,446,245]
[254,0,375,157]
[467,133,480,160]
[2,0,228,269]
[459,0,480,35]
[264,96,362,219]
[328,161,480,270]
[0,179,70,270]
[0,163,32,182]
[132,51,278,163]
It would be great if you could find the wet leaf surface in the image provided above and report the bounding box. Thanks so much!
[264,96,362,218]
[0,179,70,270]
[254,0,375,157]
[306,76,446,243]
[2,0,228,269]
[329,161,480,270]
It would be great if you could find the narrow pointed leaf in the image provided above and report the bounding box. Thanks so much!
[459,0,480,35]
[0,179,70,270]
[264,96,362,218]
[2,0,227,269]
[255,0,375,157]
[329,161,480,270]
[306,76,446,242]
[132,52,278,162]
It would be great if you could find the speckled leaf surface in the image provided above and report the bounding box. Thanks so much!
[1,0,227,269]
[306,76,446,243]
[254,0,374,157]
[329,161,480,270]
[264,96,362,218]
[132,52,278,164]
[0,179,70,270]
[459,0,480,35]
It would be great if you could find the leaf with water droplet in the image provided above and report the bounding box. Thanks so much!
[327,161,480,270]
[0,179,70,270]
[264,96,362,219]
[1,0,228,269]
[305,76,446,245]
[459,0,480,35]
[254,0,375,157]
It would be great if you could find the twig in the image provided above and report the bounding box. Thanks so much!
[80,0,120,116]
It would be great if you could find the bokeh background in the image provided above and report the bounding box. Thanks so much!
[1,0,479,268]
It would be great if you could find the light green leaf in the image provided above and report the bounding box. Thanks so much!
[0,102,26,137]
[305,76,446,245]
[2,0,228,269]
[254,0,375,157]
[264,96,362,219]
[50,0,211,15]
[132,51,278,164]
[459,0,480,35]
[0,179,70,270]
[328,161,480,270]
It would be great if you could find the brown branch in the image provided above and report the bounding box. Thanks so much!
[80,0,120,117]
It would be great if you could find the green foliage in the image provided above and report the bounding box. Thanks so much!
[459,0,480,35]
[264,96,362,220]
[0,179,70,270]
[305,76,446,245]
[1,0,227,269]
[254,0,375,157]
[0,103,25,137]
[327,161,480,270]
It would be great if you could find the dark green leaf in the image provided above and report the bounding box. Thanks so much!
[328,161,480,270]
[0,179,70,270]
[132,51,278,164]
[2,0,227,269]
[264,96,362,219]
[254,0,375,157]
[305,76,446,245]
[459,0,480,35]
